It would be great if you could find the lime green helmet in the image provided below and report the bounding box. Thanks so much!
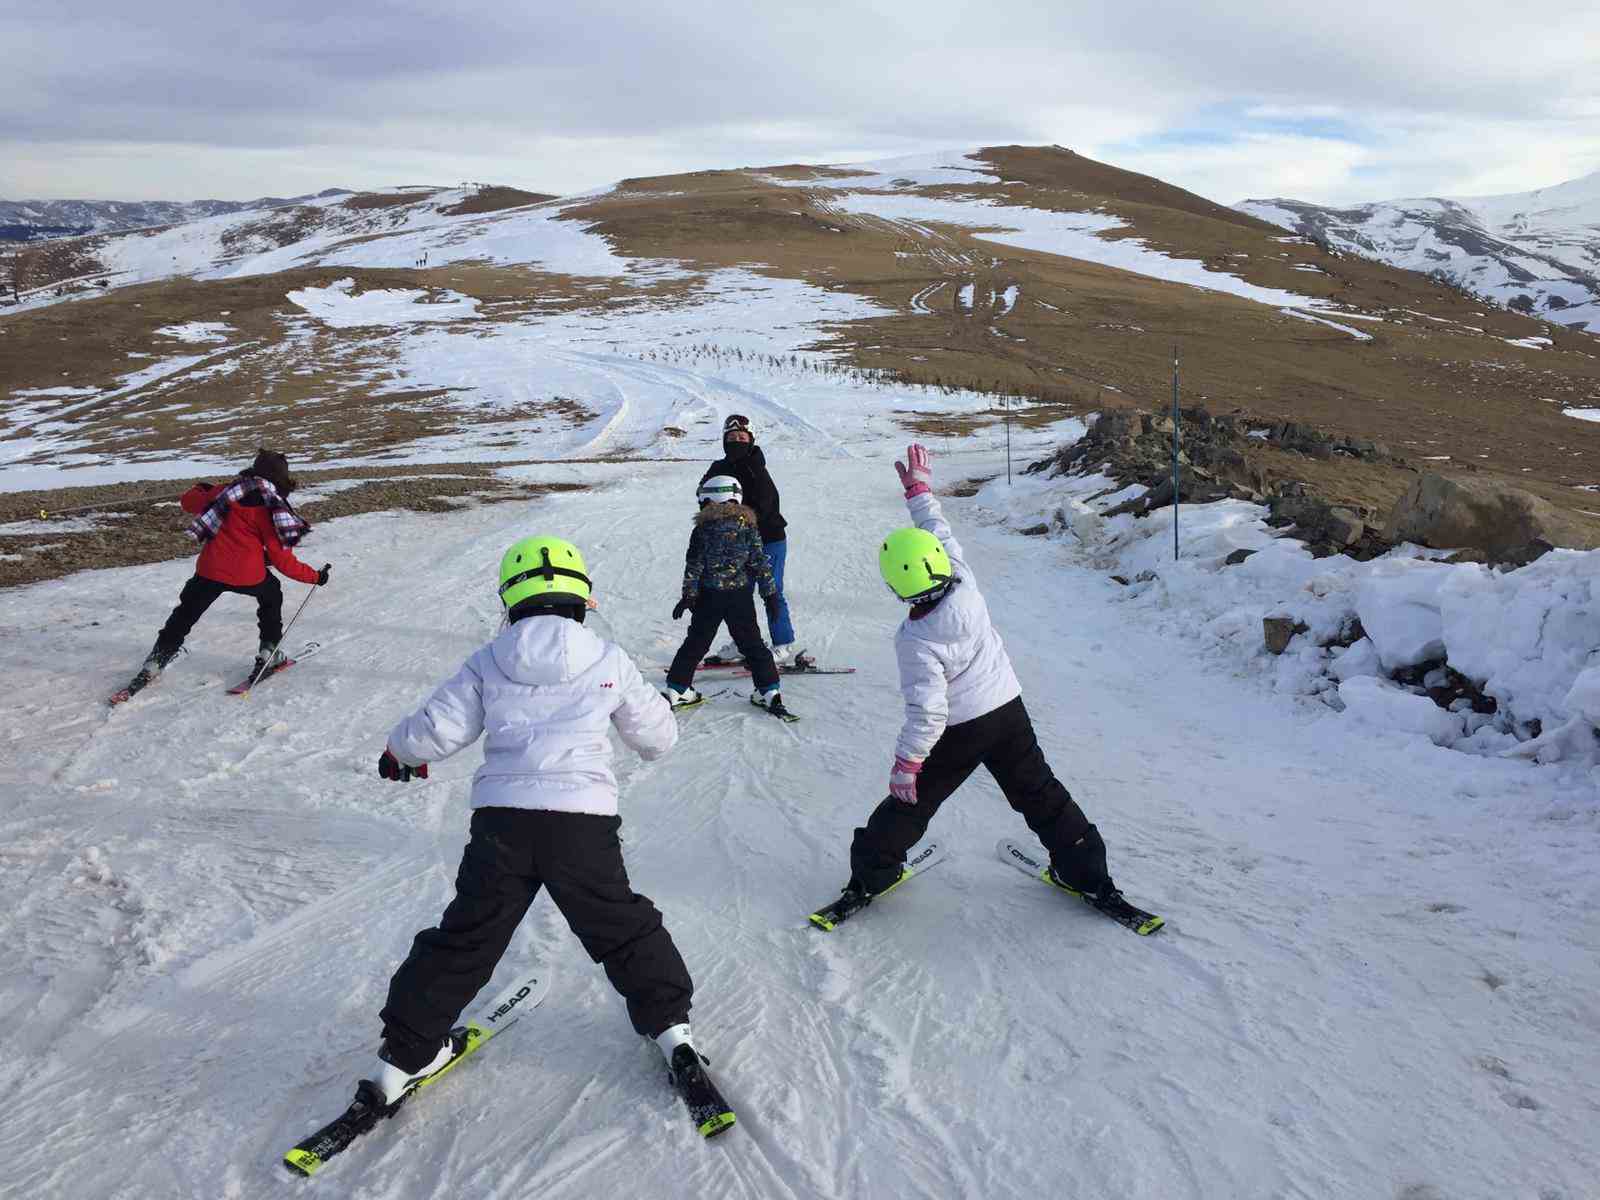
[498,536,592,610]
[878,527,952,602]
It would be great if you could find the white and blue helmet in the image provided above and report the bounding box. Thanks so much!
[697,475,743,506]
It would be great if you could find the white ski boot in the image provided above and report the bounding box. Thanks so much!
[750,687,795,720]
[706,639,743,665]
[662,685,705,710]
[365,1037,455,1107]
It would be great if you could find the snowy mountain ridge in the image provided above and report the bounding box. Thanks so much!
[0,189,353,241]
[1237,168,1600,332]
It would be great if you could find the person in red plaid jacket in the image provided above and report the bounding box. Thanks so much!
[128,449,330,691]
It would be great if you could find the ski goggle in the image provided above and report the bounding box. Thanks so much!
[723,414,751,435]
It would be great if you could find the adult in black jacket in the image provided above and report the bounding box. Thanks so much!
[698,414,796,662]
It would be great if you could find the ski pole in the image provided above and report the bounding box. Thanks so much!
[241,568,327,697]
[29,492,174,521]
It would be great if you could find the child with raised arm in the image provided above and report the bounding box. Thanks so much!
[813,445,1156,933]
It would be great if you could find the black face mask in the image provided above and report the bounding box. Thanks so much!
[723,440,753,461]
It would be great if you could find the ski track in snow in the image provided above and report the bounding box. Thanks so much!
[1,416,1597,1198]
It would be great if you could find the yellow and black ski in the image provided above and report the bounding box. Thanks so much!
[997,839,1165,935]
[808,842,944,931]
[283,968,550,1178]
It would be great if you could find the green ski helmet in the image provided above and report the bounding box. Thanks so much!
[498,536,592,610]
[878,527,952,603]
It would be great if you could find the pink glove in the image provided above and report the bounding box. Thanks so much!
[895,444,932,498]
[889,755,923,804]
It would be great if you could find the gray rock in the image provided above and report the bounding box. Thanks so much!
[1325,507,1365,547]
[1385,474,1596,557]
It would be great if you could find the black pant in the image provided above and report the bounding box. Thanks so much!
[156,573,283,652]
[850,696,1109,895]
[380,807,694,1068]
[666,588,779,691]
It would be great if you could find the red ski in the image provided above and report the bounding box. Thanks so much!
[227,641,323,695]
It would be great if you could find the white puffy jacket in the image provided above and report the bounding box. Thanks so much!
[387,614,677,816]
[894,491,1022,761]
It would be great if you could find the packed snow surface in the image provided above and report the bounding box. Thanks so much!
[2,416,1596,1198]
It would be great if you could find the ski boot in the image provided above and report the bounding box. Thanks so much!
[112,642,182,703]
[750,687,797,722]
[656,1024,735,1137]
[250,642,289,683]
[662,685,706,711]
[770,643,800,669]
[364,1036,457,1109]
[703,638,744,667]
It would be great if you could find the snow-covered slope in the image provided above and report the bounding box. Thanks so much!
[1,396,1596,1196]
[1238,170,1600,332]
[0,190,351,241]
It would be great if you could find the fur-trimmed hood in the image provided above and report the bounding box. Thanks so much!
[694,501,758,527]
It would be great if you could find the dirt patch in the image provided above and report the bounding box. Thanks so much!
[343,190,441,211]
[895,400,1078,437]
[0,465,592,590]
[441,187,557,216]
[947,476,996,498]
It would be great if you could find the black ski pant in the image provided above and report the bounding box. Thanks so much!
[666,587,779,692]
[850,696,1110,896]
[155,573,283,653]
[380,807,694,1070]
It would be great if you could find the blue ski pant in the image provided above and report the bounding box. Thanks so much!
[759,539,794,646]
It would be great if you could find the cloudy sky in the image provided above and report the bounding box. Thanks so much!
[5,1,1598,206]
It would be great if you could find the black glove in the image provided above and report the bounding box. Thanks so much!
[379,749,428,782]
[764,594,780,622]
[672,597,693,620]
[316,563,332,586]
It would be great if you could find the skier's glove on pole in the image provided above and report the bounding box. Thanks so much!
[316,563,332,586]
[895,443,932,499]
[888,755,923,804]
[672,597,693,620]
[378,749,428,782]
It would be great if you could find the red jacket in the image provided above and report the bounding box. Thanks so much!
[180,483,320,587]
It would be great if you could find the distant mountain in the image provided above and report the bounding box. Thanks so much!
[0,190,353,242]
[1237,170,1600,333]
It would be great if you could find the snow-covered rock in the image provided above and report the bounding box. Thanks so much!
[1354,561,1448,670]
[1338,675,1465,746]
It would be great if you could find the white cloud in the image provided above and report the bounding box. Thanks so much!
[1100,134,1375,206]
[2,2,1598,205]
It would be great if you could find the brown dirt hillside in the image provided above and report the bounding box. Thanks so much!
[4,144,1599,589]
[567,145,1600,528]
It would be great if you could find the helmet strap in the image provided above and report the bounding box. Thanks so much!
[499,546,592,606]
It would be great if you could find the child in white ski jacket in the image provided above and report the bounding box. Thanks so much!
[834,444,1118,907]
[361,536,708,1110]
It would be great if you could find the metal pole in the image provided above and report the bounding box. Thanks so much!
[1005,394,1012,485]
[31,492,175,520]
[240,572,324,696]
[1172,344,1180,562]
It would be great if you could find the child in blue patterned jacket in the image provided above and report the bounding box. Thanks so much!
[662,475,789,717]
